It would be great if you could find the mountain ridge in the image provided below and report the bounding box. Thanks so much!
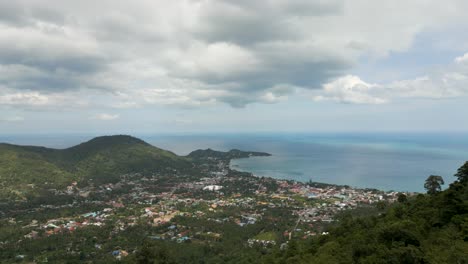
[0,135,191,201]
[0,135,271,202]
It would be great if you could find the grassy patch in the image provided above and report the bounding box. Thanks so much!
[254,231,278,241]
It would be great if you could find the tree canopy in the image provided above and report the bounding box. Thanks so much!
[455,161,468,184]
[424,175,444,195]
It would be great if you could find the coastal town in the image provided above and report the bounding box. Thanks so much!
[0,149,406,262]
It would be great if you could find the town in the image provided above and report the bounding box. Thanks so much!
[0,149,407,262]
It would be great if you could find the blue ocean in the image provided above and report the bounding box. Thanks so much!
[1,133,467,192]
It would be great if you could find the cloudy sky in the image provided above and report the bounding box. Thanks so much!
[1,0,468,134]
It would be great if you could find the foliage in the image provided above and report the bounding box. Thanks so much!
[424,175,444,195]
[271,166,468,264]
[187,148,271,160]
[455,161,468,184]
[1,138,467,263]
[254,231,278,241]
[0,135,194,201]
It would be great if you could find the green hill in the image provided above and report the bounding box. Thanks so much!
[0,135,193,201]
[0,144,73,201]
[187,148,271,160]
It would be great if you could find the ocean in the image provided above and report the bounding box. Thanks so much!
[1,133,467,192]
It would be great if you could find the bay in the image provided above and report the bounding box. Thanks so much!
[1,132,467,192]
[143,133,468,192]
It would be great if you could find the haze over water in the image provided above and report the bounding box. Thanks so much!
[1,133,467,192]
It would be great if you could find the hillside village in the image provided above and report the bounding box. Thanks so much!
[1,148,405,262]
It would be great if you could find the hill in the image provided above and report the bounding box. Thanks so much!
[0,135,273,202]
[0,135,193,201]
[0,143,74,201]
[187,148,271,160]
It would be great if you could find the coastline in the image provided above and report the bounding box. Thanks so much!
[228,154,405,194]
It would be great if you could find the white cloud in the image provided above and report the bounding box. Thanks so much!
[0,90,50,106]
[1,1,468,108]
[0,85,95,110]
[91,113,120,121]
[314,75,386,104]
[455,53,468,64]
[167,42,261,80]
[316,52,468,104]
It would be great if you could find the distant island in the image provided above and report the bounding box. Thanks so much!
[0,135,466,263]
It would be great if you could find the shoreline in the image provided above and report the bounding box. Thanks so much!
[229,156,419,194]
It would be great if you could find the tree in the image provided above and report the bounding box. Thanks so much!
[424,175,444,195]
[397,193,407,203]
[454,161,468,184]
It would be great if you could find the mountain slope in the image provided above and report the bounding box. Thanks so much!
[57,135,193,184]
[0,135,193,201]
[0,144,73,201]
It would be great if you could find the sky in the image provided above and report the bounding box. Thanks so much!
[1,0,468,134]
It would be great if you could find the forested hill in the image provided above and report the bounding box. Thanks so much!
[0,135,193,201]
[187,148,271,160]
[0,135,272,202]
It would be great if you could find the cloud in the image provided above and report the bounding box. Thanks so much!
[0,85,95,110]
[0,91,50,106]
[190,0,344,45]
[90,113,120,121]
[315,53,468,104]
[1,1,468,109]
[455,53,468,64]
[0,116,24,122]
[167,42,261,81]
[0,22,105,92]
[314,75,386,104]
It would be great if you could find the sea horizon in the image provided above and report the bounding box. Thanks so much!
[1,132,466,193]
